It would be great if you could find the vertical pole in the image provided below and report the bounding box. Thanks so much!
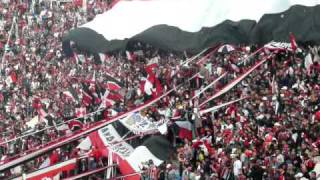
[0,16,16,73]
[82,0,87,13]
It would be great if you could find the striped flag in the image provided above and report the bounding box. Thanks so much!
[5,71,17,86]
[14,158,76,180]
[77,124,172,180]
[126,51,134,61]
[141,62,163,98]
[81,89,93,107]
[99,90,116,109]
[171,121,193,140]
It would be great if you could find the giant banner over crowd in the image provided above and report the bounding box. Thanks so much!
[63,0,320,54]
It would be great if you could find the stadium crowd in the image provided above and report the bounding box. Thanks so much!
[0,0,320,180]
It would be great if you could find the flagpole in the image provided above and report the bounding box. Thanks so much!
[196,43,221,65]
[199,54,272,107]
[237,46,265,66]
[180,48,208,66]
[82,0,87,13]
[0,16,16,73]
[199,97,247,115]
[0,108,105,146]
[191,72,227,100]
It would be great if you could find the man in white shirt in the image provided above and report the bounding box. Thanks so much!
[233,155,242,178]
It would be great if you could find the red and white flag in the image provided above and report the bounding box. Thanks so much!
[39,150,60,169]
[173,121,193,140]
[68,119,84,130]
[5,71,17,86]
[82,90,93,106]
[37,108,48,124]
[14,158,76,180]
[126,51,135,61]
[98,53,108,63]
[77,125,171,180]
[99,90,116,109]
[75,107,87,118]
[141,61,163,98]
[305,53,313,75]
[63,91,76,102]
[199,97,247,115]
[289,32,298,52]
[104,74,123,91]
[199,57,269,107]
[106,81,121,91]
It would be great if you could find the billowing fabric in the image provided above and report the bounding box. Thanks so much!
[63,2,320,54]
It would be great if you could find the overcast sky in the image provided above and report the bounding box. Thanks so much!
[201,0,320,26]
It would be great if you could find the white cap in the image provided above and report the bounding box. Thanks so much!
[294,172,303,178]
[272,96,277,101]
[166,164,172,169]
[274,122,281,126]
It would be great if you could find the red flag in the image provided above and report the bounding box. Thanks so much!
[107,81,121,91]
[68,119,84,130]
[153,78,163,98]
[142,76,163,98]
[315,111,320,122]
[10,71,17,83]
[39,150,60,169]
[290,32,297,52]
[145,63,158,75]
[104,99,115,107]
[139,80,146,94]
[32,98,42,109]
[73,0,82,7]
[174,121,193,140]
[0,93,4,103]
[107,92,123,102]
[82,91,93,106]
[5,71,17,85]
[50,151,60,165]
